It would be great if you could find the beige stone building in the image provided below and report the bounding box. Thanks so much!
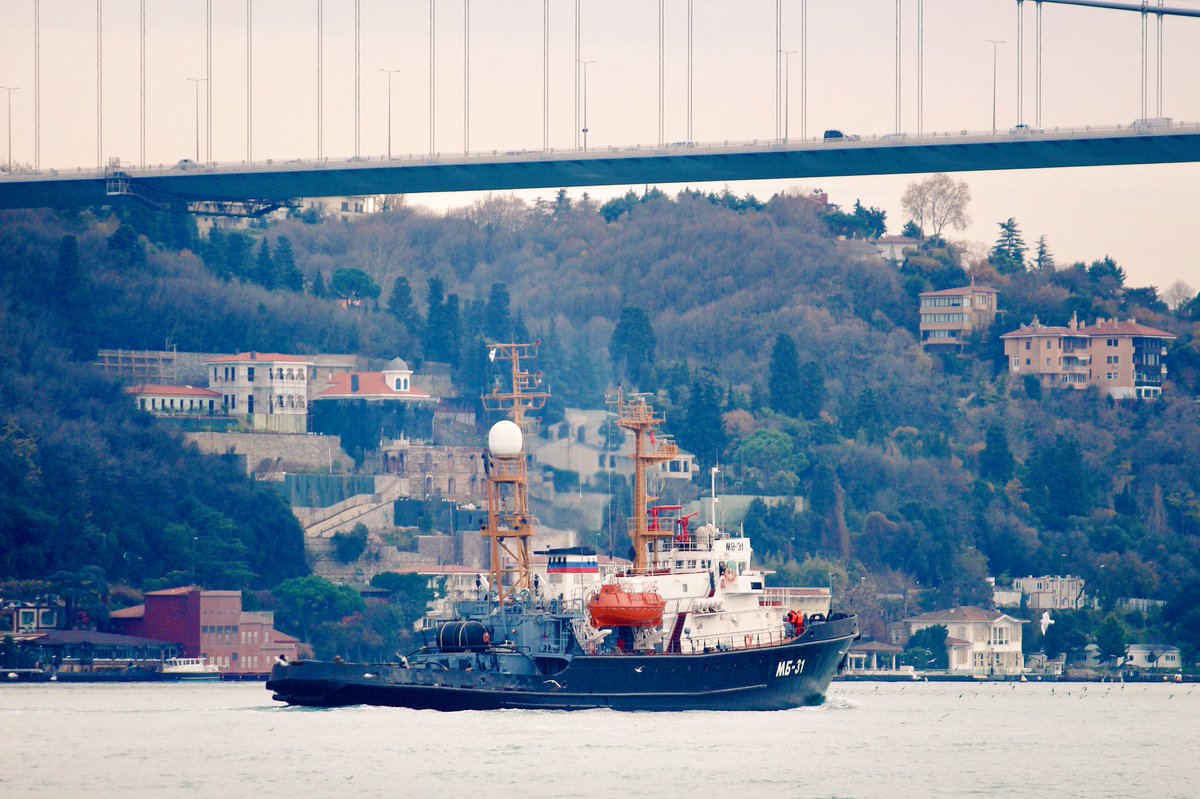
[1001,315,1175,399]
[206,352,314,433]
[918,283,1000,348]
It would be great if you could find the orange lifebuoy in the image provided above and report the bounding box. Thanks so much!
[744,634,753,648]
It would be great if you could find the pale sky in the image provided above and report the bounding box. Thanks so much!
[3,0,1200,291]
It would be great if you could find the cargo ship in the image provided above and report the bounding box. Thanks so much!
[267,343,857,711]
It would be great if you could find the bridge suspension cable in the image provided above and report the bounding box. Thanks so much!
[206,0,212,162]
[97,0,102,169]
[543,0,549,150]
[247,0,253,163]
[917,0,924,137]
[355,0,361,159]
[429,0,435,155]
[317,0,323,160]
[895,0,902,135]
[687,0,693,142]
[464,0,470,155]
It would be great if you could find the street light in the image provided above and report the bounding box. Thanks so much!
[986,39,1005,134]
[778,50,796,143]
[579,59,596,151]
[185,77,206,162]
[380,68,401,160]
[0,86,18,173]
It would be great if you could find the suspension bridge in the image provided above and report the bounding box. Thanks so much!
[1,0,1198,213]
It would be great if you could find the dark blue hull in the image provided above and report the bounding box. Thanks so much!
[268,616,857,711]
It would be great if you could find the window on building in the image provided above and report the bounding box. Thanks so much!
[1025,340,1031,350]
[247,367,255,382]
[340,201,349,212]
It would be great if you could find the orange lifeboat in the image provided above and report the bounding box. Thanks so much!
[588,584,666,628]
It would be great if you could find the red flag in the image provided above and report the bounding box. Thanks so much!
[650,432,655,445]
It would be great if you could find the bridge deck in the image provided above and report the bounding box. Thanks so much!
[2,124,1198,210]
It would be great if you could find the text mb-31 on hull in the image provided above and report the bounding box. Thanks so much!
[267,343,857,711]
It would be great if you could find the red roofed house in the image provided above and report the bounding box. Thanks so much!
[205,352,314,432]
[313,358,432,403]
[918,283,1000,348]
[109,587,300,677]
[125,384,222,416]
[903,606,1027,676]
[1001,314,1175,399]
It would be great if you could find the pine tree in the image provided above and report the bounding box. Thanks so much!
[311,271,326,298]
[254,239,275,289]
[979,423,1014,483]
[796,360,826,421]
[609,306,657,390]
[990,217,1028,274]
[422,278,446,357]
[679,373,727,470]
[485,282,513,340]
[387,276,416,328]
[768,333,803,417]
[1032,235,1055,272]
[274,236,304,291]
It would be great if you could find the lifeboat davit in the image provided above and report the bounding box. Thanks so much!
[588,584,666,628]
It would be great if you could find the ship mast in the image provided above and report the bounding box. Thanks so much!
[610,389,679,573]
[481,342,548,602]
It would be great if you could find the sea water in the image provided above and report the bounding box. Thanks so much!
[1,680,1197,798]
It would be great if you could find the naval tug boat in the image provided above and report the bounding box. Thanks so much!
[267,342,858,710]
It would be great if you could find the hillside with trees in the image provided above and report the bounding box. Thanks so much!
[1,181,1199,659]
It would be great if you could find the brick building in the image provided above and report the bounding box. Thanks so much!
[110,587,299,676]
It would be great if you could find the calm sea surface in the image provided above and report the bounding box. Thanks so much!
[2,680,1197,799]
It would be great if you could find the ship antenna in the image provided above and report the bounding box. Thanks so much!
[710,465,719,527]
[608,388,678,573]
[481,342,549,602]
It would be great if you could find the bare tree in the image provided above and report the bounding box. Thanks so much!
[1164,279,1195,312]
[901,173,971,240]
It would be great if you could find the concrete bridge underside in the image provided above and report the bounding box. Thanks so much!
[2,129,1199,210]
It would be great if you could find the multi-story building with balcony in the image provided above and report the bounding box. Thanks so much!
[205,352,314,432]
[1001,314,1175,399]
[918,283,1000,348]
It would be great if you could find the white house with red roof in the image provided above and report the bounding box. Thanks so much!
[205,352,314,433]
[125,384,222,416]
[904,606,1027,676]
[1002,314,1175,399]
[312,358,434,403]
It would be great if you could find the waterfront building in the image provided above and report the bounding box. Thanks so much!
[1,599,59,633]
[903,606,1026,676]
[918,283,1000,348]
[1001,314,1175,399]
[1123,643,1182,671]
[110,587,299,676]
[843,639,911,676]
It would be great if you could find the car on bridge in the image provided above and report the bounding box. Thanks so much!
[823,129,861,142]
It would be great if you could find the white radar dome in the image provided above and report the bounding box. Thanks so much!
[488,420,524,456]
